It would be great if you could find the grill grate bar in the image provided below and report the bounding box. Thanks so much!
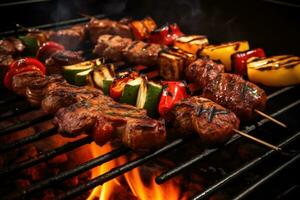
[0,114,52,136]
[0,136,93,177]
[275,185,299,200]
[7,146,130,200]
[232,153,300,200]
[0,126,57,153]
[0,104,35,121]
[155,99,300,184]
[56,136,191,200]
[191,131,300,200]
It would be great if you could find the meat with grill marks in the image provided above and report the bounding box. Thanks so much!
[86,18,133,43]
[167,96,240,144]
[54,96,166,150]
[48,24,86,50]
[41,82,103,114]
[186,58,267,120]
[93,34,164,66]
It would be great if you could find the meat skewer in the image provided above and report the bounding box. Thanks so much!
[167,96,281,151]
[186,57,287,127]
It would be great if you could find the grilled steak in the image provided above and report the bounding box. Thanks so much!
[202,73,267,120]
[11,71,45,96]
[123,41,164,66]
[0,38,25,55]
[93,34,132,61]
[87,18,133,43]
[54,96,166,150]
[167,96,240,144]
[42,82,103,114]
[186,58,225,88]
[48,24,86,50]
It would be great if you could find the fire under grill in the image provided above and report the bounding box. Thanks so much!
[1,4,300,200]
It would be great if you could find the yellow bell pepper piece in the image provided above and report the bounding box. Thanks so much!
[174,35,209,55]
[247,55,300,87]
[200,41,249,71]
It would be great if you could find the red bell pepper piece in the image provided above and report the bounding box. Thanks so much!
[232,48,266,76]
[4,58,46,89]
[158,81,190,118]
[109,71,139,100]
[36,41,65,61]
[148,23,183,46]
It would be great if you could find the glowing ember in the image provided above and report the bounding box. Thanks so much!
[87,143,181,200]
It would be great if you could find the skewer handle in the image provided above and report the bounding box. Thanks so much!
[233,129,281,151]
[254,109,287,128]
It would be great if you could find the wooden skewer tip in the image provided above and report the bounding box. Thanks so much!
[254,109,287,128]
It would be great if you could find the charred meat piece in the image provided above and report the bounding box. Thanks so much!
[48,24,86,50]
[93,35,132,61]
[87,18,133,43]
[0,38,25,55]
[202,73,267,120]
[167,96,239,144]
[186,57,225,88]
[45,50,84,75]
[41,82,103,114]
[11,71,45,96]
[54,96,166,150]
[0,54,14,83]
[123,41,164,66]
[26,74,65,106]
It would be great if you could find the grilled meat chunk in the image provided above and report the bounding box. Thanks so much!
[123,41,164,66]
[45,50,84,75]
[186,58,225,88]
[54,96,166,150]
[93,35,132,61]
[11,71,45,96]
[41,82,103,114]
[87,18,133,43]
[202,73,267,120]
[167,96,239,144]
[48,24,86,50]
[26,74,65,106]
[0,38,25,55]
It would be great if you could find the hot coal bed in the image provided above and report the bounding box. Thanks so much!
[0,0,299,200]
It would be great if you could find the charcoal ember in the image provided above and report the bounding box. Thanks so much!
[47,154,68,165]
[15,179,31,189]
[64,176,79,187]
[78,171,91,184]
[15,146,38,163]
[23,163,47,181]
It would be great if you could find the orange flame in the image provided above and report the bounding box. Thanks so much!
[87,143,181,200]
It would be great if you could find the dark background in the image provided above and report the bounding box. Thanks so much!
[0,0,299,55]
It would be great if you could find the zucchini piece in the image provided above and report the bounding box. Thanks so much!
[93,65,114,89]
[19,35,39,56]
[63,61,94,83]
[119,77,143,105]
[103,79,114,95]
[136,78,147,109]
[143,81,163,117]
[74,69,92,86]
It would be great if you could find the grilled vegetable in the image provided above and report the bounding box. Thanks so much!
[119,77,143,105]
[74,68,93,86]
[63,60,95,84]
[93,64,114,89]
[102,79,114,95]
[159,47,196,80]
[174,35,209,54]
[158,81,190,118]
[136,78,163,117]
[247,55,300,86]
[148,23,183,46]
[4,58,46,89]
[201,41,249,71]
[109,71,139,100]
[130,17,157,40]
[19,35,40,56]
[232,48,266,76]
[36,41,65,62]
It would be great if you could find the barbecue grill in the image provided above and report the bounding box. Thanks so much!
[0,0,299,200]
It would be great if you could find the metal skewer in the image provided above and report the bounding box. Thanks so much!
[233,129,281,151]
